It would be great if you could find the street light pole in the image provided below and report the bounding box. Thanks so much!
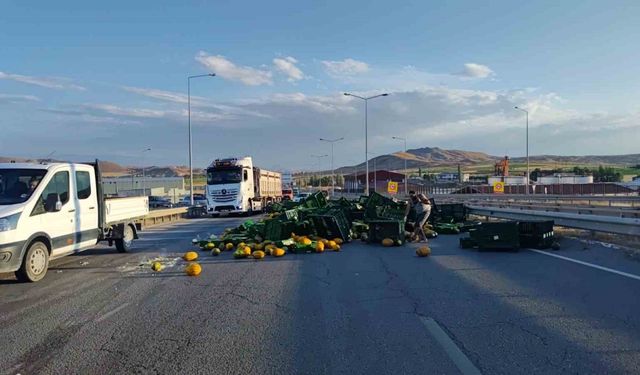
[311,154,328,191]
[188,73,215,205]
[515,106,530,195]
[344,92,389,196]
[142,147,151,196]
[319,137,344,196]
[392,136,408,195]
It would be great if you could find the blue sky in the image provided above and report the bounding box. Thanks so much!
[1,0,639,170]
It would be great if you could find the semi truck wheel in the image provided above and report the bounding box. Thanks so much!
[15,241,49,282]
[115,224,134,253]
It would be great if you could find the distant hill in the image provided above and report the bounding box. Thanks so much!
[510,154,640,165]
[0,156,203,177]
[334,147,640,174]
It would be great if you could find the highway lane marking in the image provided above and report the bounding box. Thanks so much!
[142,230,201,234]
[96,303,129,322]
[136,237,193,241]
[529,249,640,281]
[419,316,482,375]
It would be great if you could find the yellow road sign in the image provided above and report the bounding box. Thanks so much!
[493,181,505,194]
[387,181,398,194]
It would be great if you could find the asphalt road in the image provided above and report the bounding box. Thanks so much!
[2,217,640,374]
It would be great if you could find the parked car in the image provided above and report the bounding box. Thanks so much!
[293,192,310,202]
[149,195,173,209]
[181,193,207,207]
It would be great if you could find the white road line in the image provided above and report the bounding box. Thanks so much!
[96,303,129,322]
[529,249,640,282]
[142,230,200,234]
[136,237,191,241]
[419,316,482,375]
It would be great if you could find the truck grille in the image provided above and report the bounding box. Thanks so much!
[210,188,238,203]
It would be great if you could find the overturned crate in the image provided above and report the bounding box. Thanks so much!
[309,208,351,241]
[518,220,555,249]
[467,221,521,251]
[367,220,404,242]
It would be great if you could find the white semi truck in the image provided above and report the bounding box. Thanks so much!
[205,157,282,215]
[0,161,148,282]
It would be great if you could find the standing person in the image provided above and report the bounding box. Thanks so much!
[408,192,431,243]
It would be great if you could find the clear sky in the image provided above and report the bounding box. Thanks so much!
[1,0,639,170]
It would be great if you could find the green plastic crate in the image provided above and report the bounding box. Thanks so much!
[470,222,520,250]
[367,220,404,242]
[518,220,554,249]
[309,208,351,241]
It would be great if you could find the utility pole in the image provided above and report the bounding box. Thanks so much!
[344,92,389,195]
[319,137,344,196]
[187,73,215,205]
[515,107,530,195]
[392,136,408,195]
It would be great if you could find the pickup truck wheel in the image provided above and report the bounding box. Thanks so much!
[15,241,49,282]
[115,225,134,253]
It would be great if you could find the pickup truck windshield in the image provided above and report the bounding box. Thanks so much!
[207,168,242,185]
[0,168,47,205]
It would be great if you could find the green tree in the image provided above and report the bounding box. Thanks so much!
[530,168,542,181]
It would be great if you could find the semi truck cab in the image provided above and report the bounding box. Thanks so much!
[206,157,256,215]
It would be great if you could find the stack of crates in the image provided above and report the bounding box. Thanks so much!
[518,220,554,249]
[309,208,351,241]
[363,192,407,242]
[468,221,520,250]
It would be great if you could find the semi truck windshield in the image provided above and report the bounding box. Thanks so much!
[207,168,242,185]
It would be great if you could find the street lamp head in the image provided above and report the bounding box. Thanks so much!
[381,93,389,96]
[208,73,216,77]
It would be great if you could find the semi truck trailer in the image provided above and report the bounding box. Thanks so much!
[205,157,282,215]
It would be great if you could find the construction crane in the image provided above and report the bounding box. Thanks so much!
[494,156,509,176]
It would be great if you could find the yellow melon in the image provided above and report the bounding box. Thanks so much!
[211,248,221,256]
[255,243,264,251]
[416,246,431,257]
[205,242,215,250]
[151,261,163,272]
[183,251,198,261]
[321,238,329,245]
[241,246,252,255]
[333,244,341,252]
[315,241,325,253]
[225,243,234,251]
[333,238,344,245]
[252,250,265,260]
[382,238,394,247]
[185,262,202,276]
[327,240,337,249]
[273,248,286,257]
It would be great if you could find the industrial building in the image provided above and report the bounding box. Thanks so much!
[102,176,187,202]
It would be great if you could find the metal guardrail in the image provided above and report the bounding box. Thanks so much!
[466,202,640,219]
[139,207,188,226]
[432,194,640,207]
[467,205,640,236]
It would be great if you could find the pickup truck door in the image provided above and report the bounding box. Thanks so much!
[72,168,100,250]
[30,168,77,257]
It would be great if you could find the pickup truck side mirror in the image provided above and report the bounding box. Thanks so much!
[45,193,62,212]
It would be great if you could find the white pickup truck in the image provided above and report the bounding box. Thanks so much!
[0,161,148,282]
